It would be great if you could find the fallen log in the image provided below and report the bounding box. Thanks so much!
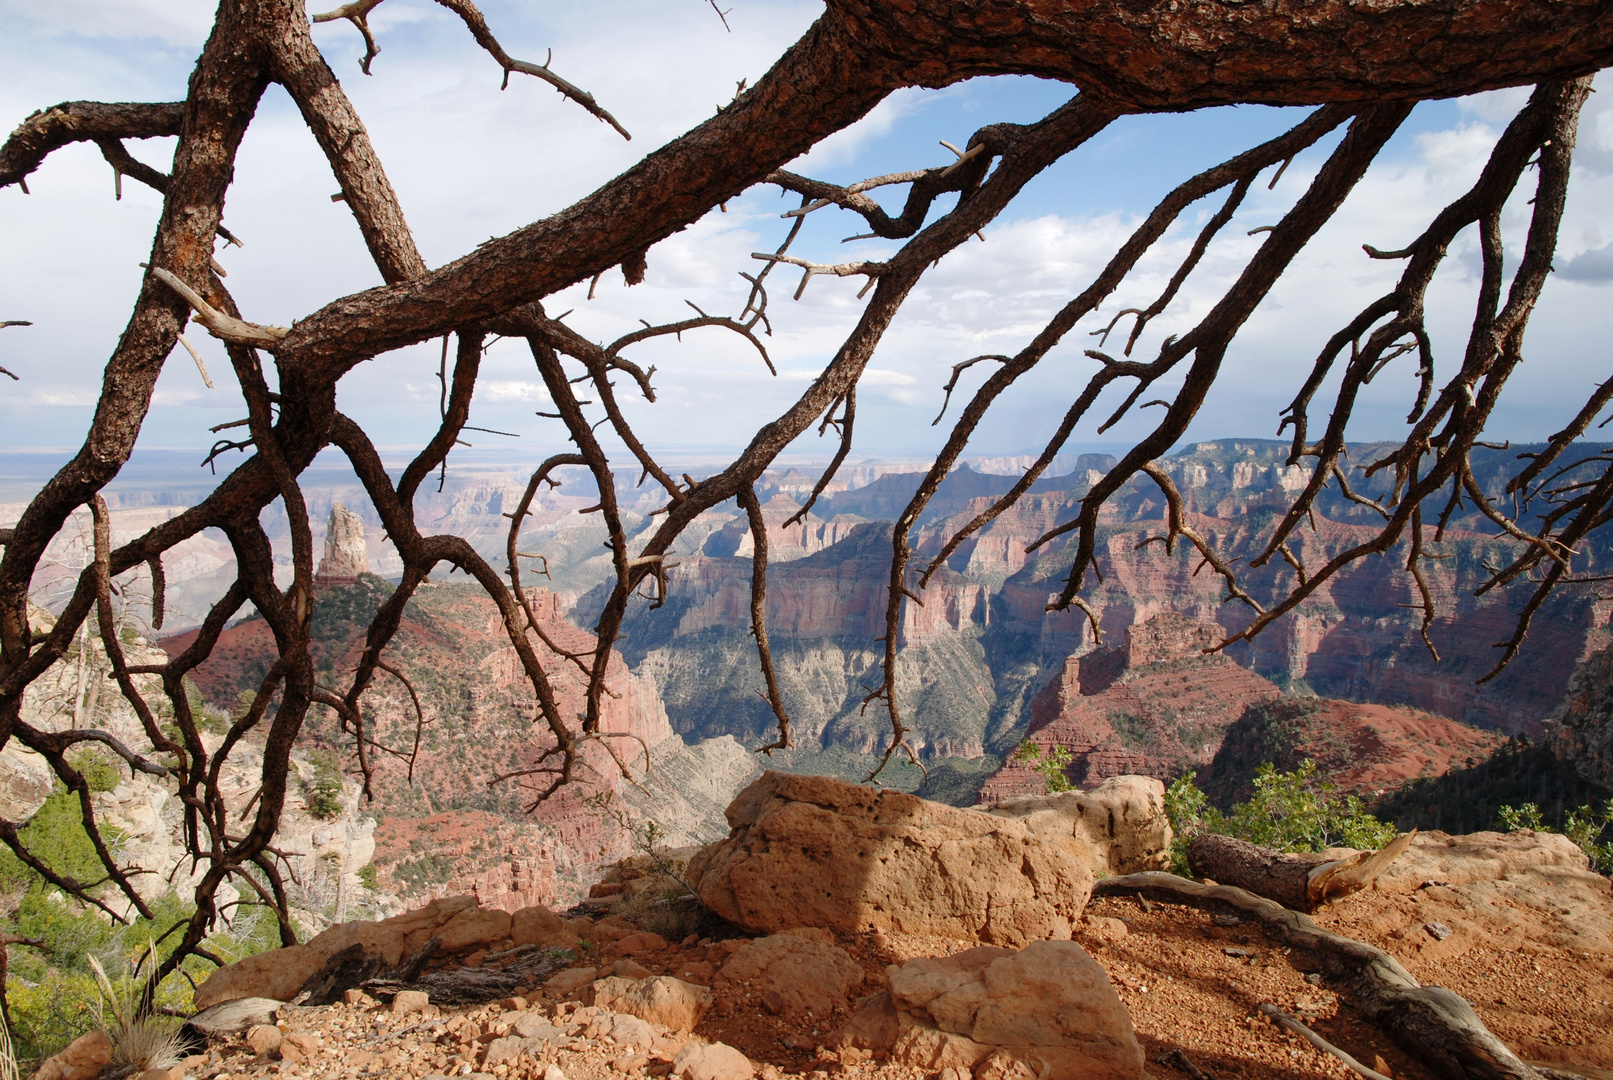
[1092,872,1569,1080]
[1187,831,1417,912]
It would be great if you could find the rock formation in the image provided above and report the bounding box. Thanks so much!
[1545,639,1613,791]
[978,613,1280,800]
[687,771,1095,945]
[981,776,1173,877]
[166,579,757,909]
[316,502,369,584]
[835,942,1144,1080]
[1200,697,1505,806]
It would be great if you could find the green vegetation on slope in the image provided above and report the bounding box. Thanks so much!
[1165,761,1398,875]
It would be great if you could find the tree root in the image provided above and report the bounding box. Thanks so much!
[1093,872,1583,1080]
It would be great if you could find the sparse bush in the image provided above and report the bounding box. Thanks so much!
[1498,800,1613,875]
[1012,741,1075,794]
[1165,761,1398,875]
[356,863,378,891]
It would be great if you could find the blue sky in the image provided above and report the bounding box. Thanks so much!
[2,0,1611,477]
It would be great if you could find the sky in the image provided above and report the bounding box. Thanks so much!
[3,0,1612,481]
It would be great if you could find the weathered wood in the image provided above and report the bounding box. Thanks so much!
[1093,872,1548,1080]
[183,996,281,1036]
[361,948,569,1007]
[1187,831,1417,912]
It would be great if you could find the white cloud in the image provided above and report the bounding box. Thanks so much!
[481,380,552,402]
[1,5,1610,467]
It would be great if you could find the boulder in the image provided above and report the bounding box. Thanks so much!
[0,742,53,824]
[688,772,1094,945]
[596,976,713,1033]
[193,895,504,1009]
[981,776,1172,876]
[545,966,599,997]
[438,906,512,952]
[513,905,578,948]
[1369,830,1597,893]
[31,1030,113,1080]
[835,941,1144,1080]
[717,934,862,1019]
[673,1041,754,1080]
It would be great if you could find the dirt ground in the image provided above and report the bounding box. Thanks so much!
[181,869,1613,1080]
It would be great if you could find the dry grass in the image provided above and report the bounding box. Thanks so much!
[86,946,185,1072]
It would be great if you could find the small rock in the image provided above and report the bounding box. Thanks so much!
[1212,914,1242,927]
[343,988,370,1006]
[1425,921,1453,941]
[394,989,432,1014]
[974,1049,1036,1080]
[245,1022,283,1057]
[1079,916,1129,945]
[610,1013,657,1050]
[484,1036,535,1065]
[512,1013,570,1044]
[546,967,599,997]
[1304,973,1323,986]
[1223,947,1252,958]
[673,1041,755,1080]
[545,1065,569,1080]
[615,959,654,980]
[612,1055,642,1073]
[503,996,529,1011]
[132,1067,186,1080]
[1373,1054,1396,1078]
[608,932,668,958]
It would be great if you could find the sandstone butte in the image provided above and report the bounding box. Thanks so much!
[80,771,1613,1080]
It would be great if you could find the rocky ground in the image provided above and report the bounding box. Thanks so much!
[158,878,1612,1080]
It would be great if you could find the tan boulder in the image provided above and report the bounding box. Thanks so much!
[438,906,512,951]
[545,966,599,997]
[1369,830,1597,893]
[673,1041,754,1080]
[836,941,1143,1080]
[718,934,862,1019]
[981,776,1172,876]
[597,975,713,1033]
[31,1030,113,1080]
[194,894,491,1009]
[513,905,578,948]
[688,772,1094,945]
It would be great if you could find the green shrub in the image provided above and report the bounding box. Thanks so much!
[1012,741,1074,794]
[356,863,378,891]
[303,748,344,821]
[1164,761,1398,875]
[1497,800,1613,875]
[64,750,121,795]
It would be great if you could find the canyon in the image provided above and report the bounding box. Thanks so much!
[11,438,1612,912]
